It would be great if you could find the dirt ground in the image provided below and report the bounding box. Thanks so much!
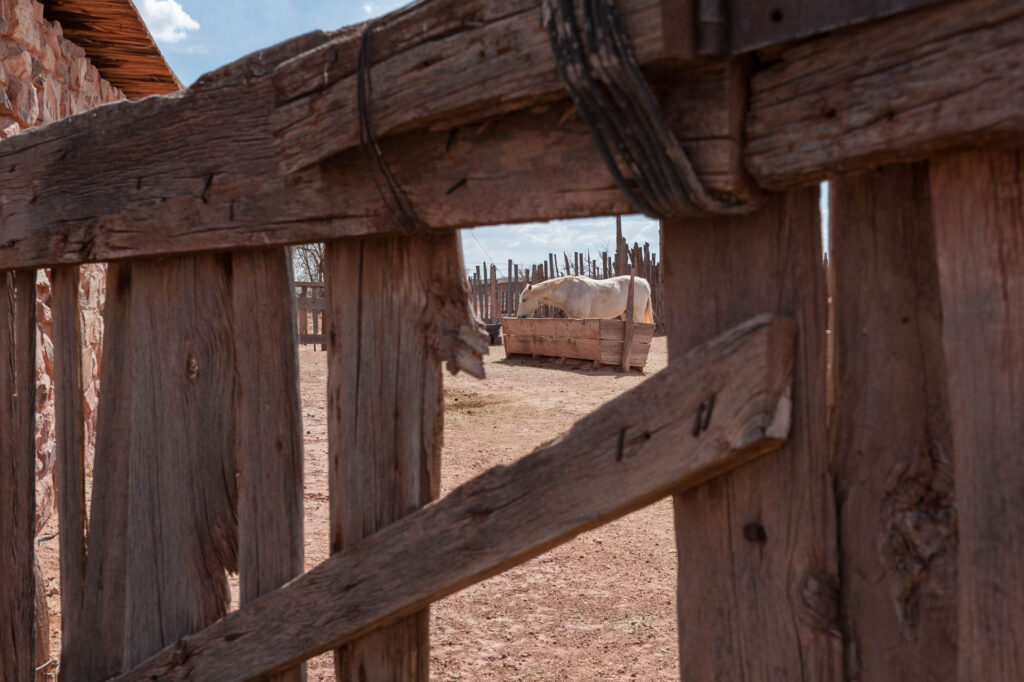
[38,335,677,680]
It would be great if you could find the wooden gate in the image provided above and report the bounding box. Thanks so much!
[2,1,1023,680]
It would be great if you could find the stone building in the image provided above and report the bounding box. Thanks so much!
[0,0,179,532]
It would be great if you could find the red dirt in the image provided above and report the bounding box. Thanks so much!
[37,336,677,680]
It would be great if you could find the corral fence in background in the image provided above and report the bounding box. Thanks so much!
[469,221,664,330]
[294,281,326,349]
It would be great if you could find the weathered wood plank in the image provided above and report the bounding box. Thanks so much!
[599,320,655,344]
[500,317,655,343]
[0,269,37,682]
[117,312,796,682]
[929,148,1024,682]
[299,333,328,345]
[272,0,723,179]
[662,188,841,680]
[501,317,604,340]
[296,297,327,311]
[503,334,652,367]
[122,256,238,667]
[831,164,956,680]
[0,1,753,269]
[713,0,953,54]
[325,236,439,680]
[64,263,132,680]
[233,249,305,682]
[505,334,602,360]
[747,0,1024,189]
[51,265,88,661]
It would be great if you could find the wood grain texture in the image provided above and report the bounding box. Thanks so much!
[746,0,1024,189]
[272,0,682,172]
[117,312,796,682]
[63,263,132,680]
[122,255,238,668]
[0,2,754,270]
[929,148,1024,682]
[51,265,88,662]
[662,188,842,681]
[232,249,305,682]
[0,269,37,682]
[502,335,652,368]
[830,164,956,681]
[717,0,952,54]
[326,235,467,680]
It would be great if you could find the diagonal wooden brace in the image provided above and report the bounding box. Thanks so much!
[115,312,795,681]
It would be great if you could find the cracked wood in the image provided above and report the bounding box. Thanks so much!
[116,312,795,681]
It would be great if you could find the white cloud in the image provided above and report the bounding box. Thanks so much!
[138,0,200,44]
[361,1,409,18]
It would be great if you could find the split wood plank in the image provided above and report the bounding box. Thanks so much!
[232,249,305,682]
[325,235,456,680]
[51,265,88,660]
[830,164,956,680]
[117,312,796,681]
[662,188,842,680]
[64,264,132,681]
[122,255,238,668]
[0,269,37,682]
[0,5,752,270]
[747,0,1024,189]
[929,148,1024,682]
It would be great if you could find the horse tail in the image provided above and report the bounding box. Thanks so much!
[643,297,654,324]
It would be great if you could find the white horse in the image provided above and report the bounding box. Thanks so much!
[516,275,654,323]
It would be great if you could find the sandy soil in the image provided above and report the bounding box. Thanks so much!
[38,336,677,680]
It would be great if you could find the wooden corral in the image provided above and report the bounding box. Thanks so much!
[294,280,327,348]
[502,317,655,369]
[469,224,664,328]
[2,0,1024,680]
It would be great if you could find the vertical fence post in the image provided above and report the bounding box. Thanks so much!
[52,266,87,671]
[662,188,842,680]
[325,233,473,681]
[929,149,1024,682]
[621,272,635,372]
[831,164,956,680]
[0,270,37,682]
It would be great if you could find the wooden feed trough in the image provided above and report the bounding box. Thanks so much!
[502,317,655,369]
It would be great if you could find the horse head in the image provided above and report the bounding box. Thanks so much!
[516,284,539,318]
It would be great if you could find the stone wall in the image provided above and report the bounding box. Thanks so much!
[0,0,122,531]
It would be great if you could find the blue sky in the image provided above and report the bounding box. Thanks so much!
[136,1,828,272]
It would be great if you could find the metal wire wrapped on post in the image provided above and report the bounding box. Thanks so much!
[542,0,754,217]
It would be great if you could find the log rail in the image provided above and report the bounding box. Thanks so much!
[2,1,1024,680]
[0,0,1020,268]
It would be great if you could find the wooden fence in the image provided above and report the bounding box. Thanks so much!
[294,281,326,349]
[1,1,1023,681]
[469,224,664,328]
